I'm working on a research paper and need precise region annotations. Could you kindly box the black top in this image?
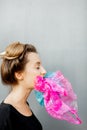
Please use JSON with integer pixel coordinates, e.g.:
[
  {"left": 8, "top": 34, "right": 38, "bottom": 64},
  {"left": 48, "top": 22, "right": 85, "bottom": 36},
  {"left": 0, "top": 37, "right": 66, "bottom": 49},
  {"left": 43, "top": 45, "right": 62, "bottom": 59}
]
[{"left": 0, "top": 102, "right": 42, "bottom": 130}]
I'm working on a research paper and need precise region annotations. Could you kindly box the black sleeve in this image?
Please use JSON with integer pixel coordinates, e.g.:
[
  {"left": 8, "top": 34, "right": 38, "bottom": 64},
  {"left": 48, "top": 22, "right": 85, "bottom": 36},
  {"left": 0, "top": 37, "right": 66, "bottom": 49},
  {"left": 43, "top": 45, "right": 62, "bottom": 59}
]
[{"left": 0, "top": 105, "right": 11, "bottom": 130}]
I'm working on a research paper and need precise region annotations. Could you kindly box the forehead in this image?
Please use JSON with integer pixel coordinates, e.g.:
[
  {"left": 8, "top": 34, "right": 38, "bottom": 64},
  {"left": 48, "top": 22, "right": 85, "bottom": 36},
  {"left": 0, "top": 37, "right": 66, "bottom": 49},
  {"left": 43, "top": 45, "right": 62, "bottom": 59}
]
[{"left": 27, "top": 53, "right": 41, "bottom": 64}]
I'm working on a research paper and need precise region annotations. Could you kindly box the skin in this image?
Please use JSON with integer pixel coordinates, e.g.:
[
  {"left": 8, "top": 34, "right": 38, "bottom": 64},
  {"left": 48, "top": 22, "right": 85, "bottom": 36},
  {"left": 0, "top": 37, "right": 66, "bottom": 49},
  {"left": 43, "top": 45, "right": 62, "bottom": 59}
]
[{"left": 4, "top": 52, "right": 46, "bottom": 116}]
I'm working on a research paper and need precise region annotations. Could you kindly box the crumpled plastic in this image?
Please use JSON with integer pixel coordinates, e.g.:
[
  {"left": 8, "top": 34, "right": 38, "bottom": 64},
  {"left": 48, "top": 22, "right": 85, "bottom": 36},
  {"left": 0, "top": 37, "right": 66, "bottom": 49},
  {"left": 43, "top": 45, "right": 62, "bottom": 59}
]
[{"left": 34, "top": 71, "right": 82, "bottom": 124}]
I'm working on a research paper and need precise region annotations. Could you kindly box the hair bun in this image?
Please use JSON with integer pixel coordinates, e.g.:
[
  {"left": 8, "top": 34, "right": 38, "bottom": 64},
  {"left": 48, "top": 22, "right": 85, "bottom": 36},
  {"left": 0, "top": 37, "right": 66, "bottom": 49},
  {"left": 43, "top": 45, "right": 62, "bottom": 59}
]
[{"left": 0, "top": 42, "right": 25, "bottom": 60}]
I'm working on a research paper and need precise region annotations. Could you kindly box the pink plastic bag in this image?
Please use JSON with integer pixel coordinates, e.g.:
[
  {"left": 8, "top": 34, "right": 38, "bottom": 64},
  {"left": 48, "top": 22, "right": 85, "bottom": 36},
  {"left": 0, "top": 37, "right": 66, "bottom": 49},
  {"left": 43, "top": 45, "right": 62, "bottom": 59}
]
[{"left": 34, "top": 71, "right": 82, "bottom": 124}]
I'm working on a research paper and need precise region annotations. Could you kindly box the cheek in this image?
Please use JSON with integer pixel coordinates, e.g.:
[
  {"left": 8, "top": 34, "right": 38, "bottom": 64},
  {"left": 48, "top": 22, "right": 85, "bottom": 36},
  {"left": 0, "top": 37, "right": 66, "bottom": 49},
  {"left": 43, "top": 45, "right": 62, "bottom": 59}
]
[
  {"left": 28, "top": 69, "right": 40, "bottom": 80},
  {"left": 27, "top": 73, "right": 37, "bottom": 87},
  {"left": 24, "top": 68, "right": 40, "bottom": 87}
]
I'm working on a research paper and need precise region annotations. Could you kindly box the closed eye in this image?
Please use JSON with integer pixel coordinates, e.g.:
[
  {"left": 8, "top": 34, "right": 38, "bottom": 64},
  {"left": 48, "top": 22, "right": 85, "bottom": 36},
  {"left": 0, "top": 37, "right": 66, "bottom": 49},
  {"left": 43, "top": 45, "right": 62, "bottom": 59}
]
[{"left": 36, "top": 66, "right": 40, "bottom": 69}]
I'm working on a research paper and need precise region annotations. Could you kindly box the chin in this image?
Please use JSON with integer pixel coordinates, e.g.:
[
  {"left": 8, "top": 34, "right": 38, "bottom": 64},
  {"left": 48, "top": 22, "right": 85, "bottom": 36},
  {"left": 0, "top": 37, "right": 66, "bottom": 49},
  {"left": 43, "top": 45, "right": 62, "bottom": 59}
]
[{"left": 28, "top": 85, "right": 34, "bottom": 90}]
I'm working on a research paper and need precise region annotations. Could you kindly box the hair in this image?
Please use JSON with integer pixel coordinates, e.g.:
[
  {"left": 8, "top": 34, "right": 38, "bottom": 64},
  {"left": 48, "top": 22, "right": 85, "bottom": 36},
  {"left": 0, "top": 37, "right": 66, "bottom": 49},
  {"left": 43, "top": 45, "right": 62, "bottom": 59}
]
[{"left": 0, "top": 41, "right": 37, "bottom": 85}]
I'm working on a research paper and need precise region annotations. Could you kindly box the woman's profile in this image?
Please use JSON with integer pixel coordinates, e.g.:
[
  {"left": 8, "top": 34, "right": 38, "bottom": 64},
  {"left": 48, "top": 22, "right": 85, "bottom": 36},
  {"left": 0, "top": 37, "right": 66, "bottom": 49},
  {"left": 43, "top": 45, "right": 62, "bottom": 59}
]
[{"left": 0, "top": 42, "right": 46, "bottom": 130}]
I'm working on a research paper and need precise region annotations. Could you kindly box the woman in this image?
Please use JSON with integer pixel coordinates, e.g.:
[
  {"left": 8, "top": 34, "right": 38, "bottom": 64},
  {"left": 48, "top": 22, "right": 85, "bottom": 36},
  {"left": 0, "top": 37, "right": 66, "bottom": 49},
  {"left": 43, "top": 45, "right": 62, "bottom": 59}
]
[{"left": 0, "top": 42, "right": 46, "bottom": 130}]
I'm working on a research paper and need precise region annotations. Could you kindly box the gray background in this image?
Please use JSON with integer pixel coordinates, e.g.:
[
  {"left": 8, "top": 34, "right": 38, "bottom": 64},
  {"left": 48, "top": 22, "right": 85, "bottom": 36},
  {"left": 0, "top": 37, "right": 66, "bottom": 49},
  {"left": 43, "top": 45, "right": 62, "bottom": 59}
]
[{"left": 0, "top": 0, "right": 87, "bottom": 130}]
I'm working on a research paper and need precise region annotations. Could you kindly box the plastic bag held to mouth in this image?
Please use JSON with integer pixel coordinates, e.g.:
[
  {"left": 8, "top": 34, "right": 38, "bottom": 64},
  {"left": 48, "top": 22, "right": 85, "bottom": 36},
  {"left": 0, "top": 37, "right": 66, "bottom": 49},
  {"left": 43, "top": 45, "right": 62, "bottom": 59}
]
[{"left": 34, "top": 71, "right": 82, "bottom": 124}]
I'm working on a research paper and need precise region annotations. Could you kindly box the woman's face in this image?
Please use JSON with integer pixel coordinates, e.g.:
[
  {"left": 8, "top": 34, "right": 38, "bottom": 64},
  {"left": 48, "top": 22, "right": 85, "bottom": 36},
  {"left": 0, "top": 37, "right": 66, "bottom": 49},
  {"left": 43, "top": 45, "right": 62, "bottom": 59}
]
[{"left": 22, "top": 52, "right": 46, "bottom": 89}]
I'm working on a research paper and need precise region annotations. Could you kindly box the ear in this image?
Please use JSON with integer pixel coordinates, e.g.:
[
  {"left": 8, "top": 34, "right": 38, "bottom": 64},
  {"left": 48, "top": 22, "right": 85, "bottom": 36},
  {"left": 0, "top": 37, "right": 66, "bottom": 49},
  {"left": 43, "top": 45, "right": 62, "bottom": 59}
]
[{"left": 15, "top": 71, "right": 24, "bottom": 81}]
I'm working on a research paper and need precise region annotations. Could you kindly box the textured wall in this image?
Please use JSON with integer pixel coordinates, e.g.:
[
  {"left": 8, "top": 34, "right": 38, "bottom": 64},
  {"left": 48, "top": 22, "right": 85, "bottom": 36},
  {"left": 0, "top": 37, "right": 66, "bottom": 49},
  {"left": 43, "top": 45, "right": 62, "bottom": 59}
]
[{"left": 0, "top": 0, "right": 87, "bottom": 130}]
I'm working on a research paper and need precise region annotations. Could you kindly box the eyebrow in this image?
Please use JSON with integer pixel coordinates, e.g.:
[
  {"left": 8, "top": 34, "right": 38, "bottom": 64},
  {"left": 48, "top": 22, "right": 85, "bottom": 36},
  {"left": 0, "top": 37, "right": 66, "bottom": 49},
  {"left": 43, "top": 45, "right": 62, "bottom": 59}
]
[{"left": 35, "top": 61, "right": 41, "bottom": 65}]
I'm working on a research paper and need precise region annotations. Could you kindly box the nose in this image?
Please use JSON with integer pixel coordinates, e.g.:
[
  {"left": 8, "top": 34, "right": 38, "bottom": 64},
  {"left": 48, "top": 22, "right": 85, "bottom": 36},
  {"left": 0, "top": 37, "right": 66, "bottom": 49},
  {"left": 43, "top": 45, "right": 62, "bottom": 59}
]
[{"left": 40, "top": 66, "right": 47, "bottom": 76}]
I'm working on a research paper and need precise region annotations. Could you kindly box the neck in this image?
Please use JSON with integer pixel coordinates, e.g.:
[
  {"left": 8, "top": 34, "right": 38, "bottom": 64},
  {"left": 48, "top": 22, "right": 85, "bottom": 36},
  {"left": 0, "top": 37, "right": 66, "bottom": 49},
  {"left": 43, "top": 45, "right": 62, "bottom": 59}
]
[{"left": 6, "top": 85, "right": 33, "bottom": 105}]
